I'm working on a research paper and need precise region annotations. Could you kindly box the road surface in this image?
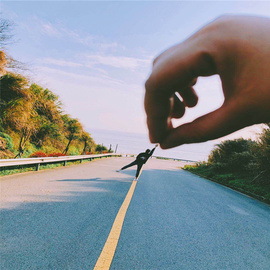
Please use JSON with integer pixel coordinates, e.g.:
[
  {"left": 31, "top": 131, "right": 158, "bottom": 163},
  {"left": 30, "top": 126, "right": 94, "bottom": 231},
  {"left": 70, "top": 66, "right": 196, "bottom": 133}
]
[{"left": 1, "top": 157, "right": 270, "bottom": 269}]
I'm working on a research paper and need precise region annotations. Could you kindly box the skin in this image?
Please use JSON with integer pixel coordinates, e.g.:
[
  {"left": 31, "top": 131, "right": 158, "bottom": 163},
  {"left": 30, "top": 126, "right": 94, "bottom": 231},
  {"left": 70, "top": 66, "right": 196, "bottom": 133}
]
[{"left": 144, "top": 15, "right": 270, "bottom": 149}]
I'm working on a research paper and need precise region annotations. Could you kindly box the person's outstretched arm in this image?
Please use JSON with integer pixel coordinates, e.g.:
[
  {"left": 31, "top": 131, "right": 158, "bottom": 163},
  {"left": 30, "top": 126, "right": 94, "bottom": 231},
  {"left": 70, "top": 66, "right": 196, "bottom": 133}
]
[
  {"left": 149, "top": 144, "right": 158, "bottom": 157},
  {"left": 145, "top": 15, "right": 270, "bottom": 149}
]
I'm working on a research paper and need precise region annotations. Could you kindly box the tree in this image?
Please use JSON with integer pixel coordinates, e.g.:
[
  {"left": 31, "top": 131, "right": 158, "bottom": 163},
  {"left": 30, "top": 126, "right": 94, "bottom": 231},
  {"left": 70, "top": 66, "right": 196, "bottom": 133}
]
[
  {"left": 80, "top": 131, "right": 93, "bottom": 154},
  {"left": 32, "top": 117, "right": 61, "bottom": 148},
  {"left": 4, "top": 98, "right": 38, "bottom": 158},
  {"left": 0, "top": 18, "right": 14, "bottom": 48},
  {"left": 96, "top": 144, "right": 107, "bottom": 153},
  {"left": 0, "top": 18, "right": 26, "bottom": 75},
  {"left": 62, "top": 116, "right": 83, "bottom": 155},
  {"left": 0, "top": 73, "right": 30, "bottom": 106},
  {"left": 0, "top": 18, "right": 12, "bottom": 75},
  {"left": 0, "top": 19, "right": 96, "bottom": 158},
  {"left": 29, "top": 84, "right": 63, "bottom": 148},
  {"left": 0, "top": 73, "right": 37, "bottom": 158}
]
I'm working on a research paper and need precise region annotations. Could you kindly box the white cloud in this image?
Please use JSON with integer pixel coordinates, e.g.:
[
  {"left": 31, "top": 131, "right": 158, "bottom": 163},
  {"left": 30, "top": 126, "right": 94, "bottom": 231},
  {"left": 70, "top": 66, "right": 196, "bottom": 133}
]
[
  {"left": 40, "top": 58, "right": 83, "bottom": 68},
  {"left": 36, "top": 66, "right": 128, "bottom": 89},
  {"left": 39, "top": 53, "right": 152, "bottom": 75},
  {"left": 86, "top": 54, "right": 151, "bottom": 70}
]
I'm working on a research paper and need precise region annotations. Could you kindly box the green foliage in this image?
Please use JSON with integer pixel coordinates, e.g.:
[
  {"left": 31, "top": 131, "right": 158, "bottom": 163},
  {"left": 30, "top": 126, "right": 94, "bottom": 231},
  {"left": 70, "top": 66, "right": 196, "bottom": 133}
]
[
  {"left": 95, "top": 144, "right": 107, "bottom": 153},
  {"left": 68, "top": 147, "right": 81, "bottom": 156},
  {"left": 208, "top": 139, "right": 257, "bottom": 172},
  {"left": 254, "top": 124, "right": 270, "bottom": 180},
  {"left": 0, "top": 21, "right": 96, "bottom": 159},
  {"left": 0, "top": 73, "right": 30, "bottom": 105},
  {"left": 0, "top": 132, "right": 13, "bottom": 150},
  {"left": 0, "top": 72, "right": 96, "bottom": 158},
  {"left": 185, "top": 129, "right": 270, "bottom": 204}
]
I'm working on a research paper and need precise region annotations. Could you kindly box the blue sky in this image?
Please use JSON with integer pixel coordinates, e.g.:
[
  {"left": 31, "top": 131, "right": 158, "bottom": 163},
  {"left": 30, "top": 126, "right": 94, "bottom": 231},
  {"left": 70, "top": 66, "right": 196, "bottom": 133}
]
[{"left": 1, "top": 1, "right": 270, "bottom": 140}]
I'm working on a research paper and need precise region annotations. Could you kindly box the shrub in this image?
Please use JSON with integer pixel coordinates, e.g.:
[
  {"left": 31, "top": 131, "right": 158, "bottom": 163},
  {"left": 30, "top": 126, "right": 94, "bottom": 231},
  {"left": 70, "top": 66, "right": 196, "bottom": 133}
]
[
  {"left": 0, "top": 132, "right": 14, "bottom": 151},
  {"left": 48, "top": 152, "right": 66, "bottom": 157},
  {"left": 96, "top": 144, "right": 107, "bottom": 153},
  {"left": 208, "top": 139, "right": 257, "bottom": 172},
  {"left": 29, "top": 151, "right": 47, "bottom": 158},
  {"left": 68, "top": 148, "right": 80, "bottom": 156},
  {"left": 254, "top": 124, "right": 270, "bottom": 181}
]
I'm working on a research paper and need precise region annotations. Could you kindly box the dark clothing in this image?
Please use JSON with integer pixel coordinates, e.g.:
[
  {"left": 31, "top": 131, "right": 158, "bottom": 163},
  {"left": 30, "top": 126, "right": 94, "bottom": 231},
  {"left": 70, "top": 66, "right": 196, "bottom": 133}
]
[
  {"left": 136, "top": 147, "right": 155, "bottom": 163},
  {"left": 120, "top": 147, "right": 156, "bottom": 178},
  {"left": 121, "top": 160, "right": 144, "bottom": 178}
]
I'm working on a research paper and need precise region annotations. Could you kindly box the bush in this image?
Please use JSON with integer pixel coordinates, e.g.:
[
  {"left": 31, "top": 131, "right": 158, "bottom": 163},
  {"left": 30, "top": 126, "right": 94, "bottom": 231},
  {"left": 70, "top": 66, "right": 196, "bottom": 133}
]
[
  {"left": 0, "top": 132, "right": 14, "bottom": 151},
  {"left": 48, "top": 152, "right": 66, "bottom": 157},
  {"left": 68, "top": 148, "right": 80, "bottom": 156},
  {"left": 208, "top": 139, "right": 257, "bottom": 172},
  {"left": 29, "top": 151, "right": 47, "bottom": 158},
  {"left": 96, "top": 144, "right": 107, "bottom": 153},
  {"left": 254, "top": 124, "right": 270, "bottom": 181}
]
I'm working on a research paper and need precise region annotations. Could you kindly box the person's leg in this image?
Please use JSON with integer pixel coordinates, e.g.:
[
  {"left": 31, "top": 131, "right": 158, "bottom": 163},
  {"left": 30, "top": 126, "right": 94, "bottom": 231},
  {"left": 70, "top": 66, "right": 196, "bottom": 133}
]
[
  {"left": 135, "top": 163, "right": 143, "bottom": 179},
  {"left": 120, "top": 160, "right": 138, "bottom": 171}
]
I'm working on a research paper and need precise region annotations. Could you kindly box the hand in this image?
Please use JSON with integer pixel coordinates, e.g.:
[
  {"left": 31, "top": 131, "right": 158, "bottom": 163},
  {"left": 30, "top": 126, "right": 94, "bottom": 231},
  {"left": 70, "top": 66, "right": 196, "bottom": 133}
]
[{"left": 144, "top": 15, "right": 270, "bottom": 149}]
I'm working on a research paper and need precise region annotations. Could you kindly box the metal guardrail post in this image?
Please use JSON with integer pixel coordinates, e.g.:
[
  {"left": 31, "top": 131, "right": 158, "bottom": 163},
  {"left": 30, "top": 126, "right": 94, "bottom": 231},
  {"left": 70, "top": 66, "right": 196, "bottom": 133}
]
[
  {"left": 36, "top": 163, "right": 40, "bottom": 171},
  {"left": 64, "top": 160, "right": 67, "bottom": 166}
]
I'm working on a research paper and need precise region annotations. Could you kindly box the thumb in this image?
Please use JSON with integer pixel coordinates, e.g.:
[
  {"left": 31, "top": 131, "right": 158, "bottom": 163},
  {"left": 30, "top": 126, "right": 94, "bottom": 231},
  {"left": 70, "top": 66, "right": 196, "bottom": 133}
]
[{"left": 159, "top": 100, "right": 254, "bottom": 149}]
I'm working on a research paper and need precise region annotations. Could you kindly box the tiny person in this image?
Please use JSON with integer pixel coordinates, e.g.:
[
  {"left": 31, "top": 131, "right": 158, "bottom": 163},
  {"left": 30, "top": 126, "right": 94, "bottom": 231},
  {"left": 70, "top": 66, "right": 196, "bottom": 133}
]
[{"left": 117, "top": 144, "right": 158, "bottom": 180}]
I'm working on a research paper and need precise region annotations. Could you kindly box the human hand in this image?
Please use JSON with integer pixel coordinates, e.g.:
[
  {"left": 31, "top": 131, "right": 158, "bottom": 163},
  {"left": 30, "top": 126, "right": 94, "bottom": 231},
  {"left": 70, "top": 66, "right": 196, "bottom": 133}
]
[{"left": 144, "top": 15, "right": 270, "bottom": 149}]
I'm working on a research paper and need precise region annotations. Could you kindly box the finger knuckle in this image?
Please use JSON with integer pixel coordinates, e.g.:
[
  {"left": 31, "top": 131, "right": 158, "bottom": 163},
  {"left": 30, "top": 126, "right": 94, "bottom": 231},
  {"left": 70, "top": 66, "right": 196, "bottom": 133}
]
[{"left": 145, "top": 76, "right": 156, "bottom": 93}]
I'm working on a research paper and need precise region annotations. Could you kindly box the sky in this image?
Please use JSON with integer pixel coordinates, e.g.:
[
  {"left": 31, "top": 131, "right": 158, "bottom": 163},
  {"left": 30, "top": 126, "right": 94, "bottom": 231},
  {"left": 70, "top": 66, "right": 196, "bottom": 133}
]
[{"left": 1, "top": 1, "right": 270, "bottom": 141}]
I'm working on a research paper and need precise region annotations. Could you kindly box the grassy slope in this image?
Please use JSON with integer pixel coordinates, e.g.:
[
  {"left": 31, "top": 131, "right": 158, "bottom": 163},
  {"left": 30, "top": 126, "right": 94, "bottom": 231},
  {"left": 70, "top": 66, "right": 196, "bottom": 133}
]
[{"left": 184, "top": 164, "right": 270, "bottom": 205}]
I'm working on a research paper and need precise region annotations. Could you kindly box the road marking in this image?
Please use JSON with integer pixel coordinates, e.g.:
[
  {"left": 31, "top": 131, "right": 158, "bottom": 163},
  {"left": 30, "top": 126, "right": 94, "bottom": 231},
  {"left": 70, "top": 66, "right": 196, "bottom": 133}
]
[{"left": 94, "top": 180, "right": 137, "bottom": 270}]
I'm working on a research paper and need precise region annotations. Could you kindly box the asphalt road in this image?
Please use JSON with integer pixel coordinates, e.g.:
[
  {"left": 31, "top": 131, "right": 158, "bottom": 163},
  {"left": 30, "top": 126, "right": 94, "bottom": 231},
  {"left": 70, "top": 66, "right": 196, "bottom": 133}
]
[{"left": 1, "top": 157, "right": 270, "bottom": 270}]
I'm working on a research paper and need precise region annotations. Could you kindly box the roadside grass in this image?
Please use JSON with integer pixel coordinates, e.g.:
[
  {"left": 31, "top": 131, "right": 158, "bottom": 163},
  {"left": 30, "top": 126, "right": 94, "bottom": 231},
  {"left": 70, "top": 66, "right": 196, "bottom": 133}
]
[
  {"left": 184, "top": 164, "right": 270, "bottom": 204},
  {"left": 0, "top": 158, "right": 103, "bottom": 177}
]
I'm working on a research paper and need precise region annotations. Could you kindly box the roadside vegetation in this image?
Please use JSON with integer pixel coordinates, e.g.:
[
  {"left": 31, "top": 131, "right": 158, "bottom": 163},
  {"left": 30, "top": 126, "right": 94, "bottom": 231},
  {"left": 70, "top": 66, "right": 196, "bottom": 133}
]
[
  {"left": 0, "top": 18, "right": 110, "bottom": 159},
  {"left": 184, "top": 124, "right": 270, "bottom": 204},
  {"left": 0, "top": 155, "right": 113, "bottom": 177}
]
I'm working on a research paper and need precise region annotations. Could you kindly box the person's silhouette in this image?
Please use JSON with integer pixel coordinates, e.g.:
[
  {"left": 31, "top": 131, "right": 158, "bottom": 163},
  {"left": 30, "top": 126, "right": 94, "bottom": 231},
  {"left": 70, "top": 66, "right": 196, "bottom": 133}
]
[{"left": 118, "top": 145, "right": 158, "bottom": 180}]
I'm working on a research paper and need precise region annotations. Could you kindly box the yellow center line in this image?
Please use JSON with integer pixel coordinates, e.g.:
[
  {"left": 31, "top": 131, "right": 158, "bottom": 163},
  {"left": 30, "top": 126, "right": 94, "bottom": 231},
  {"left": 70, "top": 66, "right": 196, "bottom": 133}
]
[{"left": 94, "top": 180, "right": 138, "bottom": 270}]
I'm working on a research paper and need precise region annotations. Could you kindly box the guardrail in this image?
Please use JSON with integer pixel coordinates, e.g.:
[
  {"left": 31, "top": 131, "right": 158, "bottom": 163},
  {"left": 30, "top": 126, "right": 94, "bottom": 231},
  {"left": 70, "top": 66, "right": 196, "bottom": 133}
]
[
  {"left": 153, "top": 156, "right": 196, "bottom": 163},
  {"left": 120, "top": 154, "right": 196, "bottom": 163},
  {"left": 0, "top": 153, "right": 121, "bottom": 171}
]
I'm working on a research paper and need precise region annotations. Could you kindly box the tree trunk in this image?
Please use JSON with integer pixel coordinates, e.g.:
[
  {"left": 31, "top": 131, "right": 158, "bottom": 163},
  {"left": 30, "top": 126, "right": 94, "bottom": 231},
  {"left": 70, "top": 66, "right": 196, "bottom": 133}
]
[
  {"left": 15, "top": 134, "right": 24, "bottom": 158},
  {"left": 63, "top": 137, "right": 73, "bottom": 155},
  {"left": 82, "top": 140, "right": 87, "bottom": 155}
]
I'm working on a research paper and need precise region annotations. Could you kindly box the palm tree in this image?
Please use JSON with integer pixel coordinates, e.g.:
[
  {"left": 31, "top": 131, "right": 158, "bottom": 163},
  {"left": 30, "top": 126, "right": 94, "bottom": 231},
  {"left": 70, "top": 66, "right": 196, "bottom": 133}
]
[
  {"left": 0, "top": 73, "right": 38, "bottom": 158},
  {"left": 29, "top": 83, "right": 63, "bottom": 148},
  {"left": 80, "top": 131, "right": 94, "bottom": 154},
  {"left": 62, "top": 117, "right": 83, "bottom": 155}
]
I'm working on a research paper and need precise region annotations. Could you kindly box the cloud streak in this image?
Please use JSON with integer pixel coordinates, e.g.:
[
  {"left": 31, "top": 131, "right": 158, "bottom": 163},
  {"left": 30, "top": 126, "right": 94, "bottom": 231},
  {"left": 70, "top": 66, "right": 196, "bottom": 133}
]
[{"left": 85, "top": 54, "right": 151, "bottom": 70}]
